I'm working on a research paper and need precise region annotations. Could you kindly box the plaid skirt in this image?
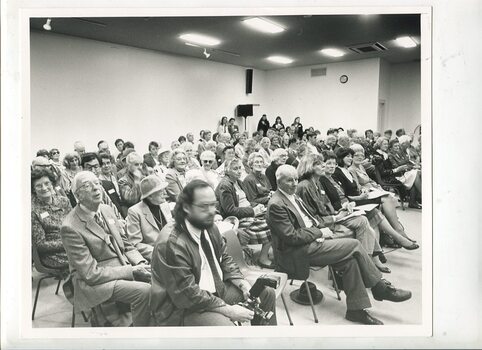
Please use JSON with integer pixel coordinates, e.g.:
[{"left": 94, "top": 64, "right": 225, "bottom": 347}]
[{"left": 237, "top": 217, "right": 272, "bottom": 245}]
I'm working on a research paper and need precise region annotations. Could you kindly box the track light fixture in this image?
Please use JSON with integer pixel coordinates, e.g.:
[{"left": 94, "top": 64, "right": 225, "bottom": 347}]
[
  {"left": 43, "top": 18, "right": 52, "bottom": 31},
  {"left": 203, "top": 48, "right": 211, "bottom": 59}
]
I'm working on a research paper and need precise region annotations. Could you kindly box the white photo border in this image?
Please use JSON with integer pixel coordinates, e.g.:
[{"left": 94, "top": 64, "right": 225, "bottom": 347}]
[{"left": 4, "top": 2, "right": 438, "bottom": 348}]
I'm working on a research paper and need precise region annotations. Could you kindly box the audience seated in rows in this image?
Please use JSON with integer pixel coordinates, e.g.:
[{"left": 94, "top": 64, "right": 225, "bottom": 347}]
[
  {"left": 215, "top": 158, "right": 273, "bottom": 268},
  {"left": 31, "top": 115, "right": 422, "bottom": 327},
  {"left": 60, "top": 171, "right": 152, "bottom": 326},
  {"left": 266, "top": 165, "right": 412, "bottom": 325}
]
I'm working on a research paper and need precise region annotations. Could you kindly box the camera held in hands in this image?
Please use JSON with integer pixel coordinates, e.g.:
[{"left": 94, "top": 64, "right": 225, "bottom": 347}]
[{"left": 238, "top": 275, "right": 279, "bottom": 323}]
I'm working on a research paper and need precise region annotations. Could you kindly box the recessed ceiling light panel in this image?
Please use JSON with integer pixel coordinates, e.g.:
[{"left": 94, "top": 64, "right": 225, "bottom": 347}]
[
  {"left": 179, "top": 33, "right": 221, "bottom": 46},
  {"left": 395, "top": 36, "right": 417, "bottom": 48},
  {"left": 320, "top": 48, "right": 346, "bottom": 57},
  {"left": 267, "top": 56, "right": 294, "bottom": 64},
  {"left": 243, "top": 17, "right": 285, "bottom": 34}
]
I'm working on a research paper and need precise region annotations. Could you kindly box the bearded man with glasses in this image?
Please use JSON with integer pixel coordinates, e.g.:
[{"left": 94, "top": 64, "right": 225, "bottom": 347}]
[{"left": 150, "top": 179, "right": 277, "bottom": 326}]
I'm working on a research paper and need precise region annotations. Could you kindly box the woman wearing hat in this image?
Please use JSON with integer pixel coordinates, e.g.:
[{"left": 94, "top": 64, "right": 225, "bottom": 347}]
[
  {"left": 126, "top": 175, "right": 172, "bottom": 261},
  {"left": 156, "top": 147, "right": 171, "bottom": 178}
]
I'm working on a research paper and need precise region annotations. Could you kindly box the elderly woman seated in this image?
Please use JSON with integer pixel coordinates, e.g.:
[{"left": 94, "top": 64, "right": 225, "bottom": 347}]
[
  {"left": 258, "top": 137, "right": 272, "bottom": 168},
  {"left": 373, "top": 137, "right": 422, "bottom": 209},
  {"left": 185, "top": 150, "right": 220, "bottom": 189},
  {"left": 390, "top": 136, "right": 422, "bottom": 203},
  {"left": 296, "top": 154, "right": 388, "bottom": 272},
  {"left": 320, "top": 151, "right": 419, "bottom": 251},
  {"left": 181, "top": 142, "right": 201, "bottom": 171},
  {"left": 348, "top": 144, "right": 415, "bottom": 242},
  {"left": 31, "top": 168, "right": 72, "bottom": 269},
  {"left": 215, "top": 158, "right": 273, "bottom": 268},
  {"left": 165, "top": 148, "right": 188, "bottom": 202},
  {"left": 242, "top": 152, "right": 272, "bottom": 205}
]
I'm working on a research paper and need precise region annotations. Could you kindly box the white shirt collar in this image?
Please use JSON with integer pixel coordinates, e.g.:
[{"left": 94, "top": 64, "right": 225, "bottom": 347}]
[
  {"left": 279, "top": 188, "right": 295, "bottom": 201},
  {"left": 185, "top": 219, "right": 202, "bottom": 242},
  {"left": 79, "top": 203, "right": 100, "bottom": 219}
]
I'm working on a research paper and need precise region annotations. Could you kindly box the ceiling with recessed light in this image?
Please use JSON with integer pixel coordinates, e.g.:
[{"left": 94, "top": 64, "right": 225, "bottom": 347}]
[{"left": 30, "top": 15, "right": 420, "bottom": 71}]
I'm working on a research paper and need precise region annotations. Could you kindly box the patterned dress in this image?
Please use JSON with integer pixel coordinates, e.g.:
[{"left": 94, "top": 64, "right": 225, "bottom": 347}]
[{"left": 31, "top": 194, "right": 72, "bottom": 268}]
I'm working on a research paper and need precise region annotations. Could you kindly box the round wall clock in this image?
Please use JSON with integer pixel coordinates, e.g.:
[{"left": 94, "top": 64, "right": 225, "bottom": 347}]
[{"left": 340, "top": 75, "right": 348, "bottom": 84}]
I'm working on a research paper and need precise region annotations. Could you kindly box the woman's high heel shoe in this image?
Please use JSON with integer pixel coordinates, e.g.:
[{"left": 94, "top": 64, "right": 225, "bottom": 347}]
[{"left": 402, "top": 242, "right": 419, "bottom": 250}]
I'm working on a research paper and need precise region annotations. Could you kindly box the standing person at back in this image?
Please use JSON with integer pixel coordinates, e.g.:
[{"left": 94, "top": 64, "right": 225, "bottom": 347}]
[{"left": 257, "top": 114, "right": 270, "bottom": 137}]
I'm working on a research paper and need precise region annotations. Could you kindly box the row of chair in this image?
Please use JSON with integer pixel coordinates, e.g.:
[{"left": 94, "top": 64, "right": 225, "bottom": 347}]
[{"left": 32, "top": 229, "right": 342, "bottom": 327}]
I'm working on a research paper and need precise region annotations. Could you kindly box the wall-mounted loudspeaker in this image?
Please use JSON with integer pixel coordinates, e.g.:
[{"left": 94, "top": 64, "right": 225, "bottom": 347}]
[
  {"left": 236, "top": 104, "right": 253, "bottom": 117},
  {"left": 246, "top": 69, "right": 253, "bottom": 94}
]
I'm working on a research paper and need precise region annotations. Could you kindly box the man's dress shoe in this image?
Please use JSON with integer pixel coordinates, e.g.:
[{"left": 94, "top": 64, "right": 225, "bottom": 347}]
[{"left": 346, "top": 310, "right": 384, "bottom": 325}]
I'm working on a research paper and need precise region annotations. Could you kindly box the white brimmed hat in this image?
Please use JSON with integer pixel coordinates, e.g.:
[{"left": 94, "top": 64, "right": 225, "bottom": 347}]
[{"left": 140, "top": 175, "right": 168, "bottom": 200}]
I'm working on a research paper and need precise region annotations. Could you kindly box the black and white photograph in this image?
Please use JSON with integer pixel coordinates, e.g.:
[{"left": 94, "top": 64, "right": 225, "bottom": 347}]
[
  {"left": 2, "top": 1, "right": 481, "bottom": 349},
  {"left": 27, "top": 12, "right": 427, "bottom": 330}
]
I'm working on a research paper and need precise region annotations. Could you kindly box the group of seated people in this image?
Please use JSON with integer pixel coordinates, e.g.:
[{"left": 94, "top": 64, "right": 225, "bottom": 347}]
[{"left": 31, "top": 116, "right": 422, "bottom": 327}]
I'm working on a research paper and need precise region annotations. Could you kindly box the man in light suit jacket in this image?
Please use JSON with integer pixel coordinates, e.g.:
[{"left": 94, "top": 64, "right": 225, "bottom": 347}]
[
  {"left": 60, "top": 171, "right": 152, "bottom": 326},
  {"left": 266, "top": 165, "right": 412, "bottom": 326},
  {"left": 126, "top": 175, "right": 173, "bottom": 261}
]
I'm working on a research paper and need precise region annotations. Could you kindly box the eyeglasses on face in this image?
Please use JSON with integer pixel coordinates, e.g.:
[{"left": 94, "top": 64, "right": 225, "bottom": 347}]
[
  {"left": 78, "top": 180, "right": 102, "bottom": 191},
  {"left": 85, "top": 164, "right": 100, "bottom": 170},
  {"left": 202, "top": 160, "right": 214, "bottom": 164},
  {"left": 51, "top": 151, "right": 59, "bottom": 155}
]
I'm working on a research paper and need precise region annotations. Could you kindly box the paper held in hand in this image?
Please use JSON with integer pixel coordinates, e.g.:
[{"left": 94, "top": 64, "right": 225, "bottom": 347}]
[
  {"left": 335, "top": 210, "right": 365, "bottom": 223},
  {"left": 354, "top": 203, "right": 379, "bottom": 212},
  {"left": 366, "top": 189, "right": 392, "bottom": 199}
]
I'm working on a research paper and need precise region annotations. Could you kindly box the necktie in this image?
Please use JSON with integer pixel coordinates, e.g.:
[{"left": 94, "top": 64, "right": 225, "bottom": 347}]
[
  {"left": 200, "top": 230, "right": 225, "bottom": 297},
  {"left": 295, "top": 196, "right": 320, "bottom": 227},
  {"left": 94, "top": 212, "right": 128, "bottom": 266}
]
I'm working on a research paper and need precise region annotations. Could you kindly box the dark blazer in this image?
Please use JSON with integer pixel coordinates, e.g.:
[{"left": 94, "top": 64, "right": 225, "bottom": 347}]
[
  {"left": 266, "top": 190, "right": 323, "bottom": 279},
  {"left": 215, "top": 176, "right": 255, "bottom": 219},
  {"left": 265, "top": 161, "right": 280, "bottom": 191},
  {"left": 150, "top": 223, "right": 244, "bottom": 326},
  {"left": 60, "top": 204, "right": 145, "bottom": 310},
  {"left": 257, "top": 119, "right": 270, "bottom": 136},
  {"left": 319, "top": 175, "right": 343, "bottom": 211},
  {"left": 295, "top": 179, "right": 336, "bottom": 230},
  {"left": 332, "top": 167, "right": 360, "bottom": 197},
  {"left": 242, "top": 172, "right": 271, "bottom": 205},
  {"left": 371, "top": 151, "right": 404, "bottom": 185},
  {"left": 101, "top": 180, "right": 125, "bottom": 218},
  {"left": 143, "top": 153, "right": 157, "bottom": 168}
]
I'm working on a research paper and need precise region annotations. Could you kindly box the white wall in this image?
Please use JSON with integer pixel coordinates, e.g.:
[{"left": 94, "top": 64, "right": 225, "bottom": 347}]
[
  {"left": 385, "top": 62, "right": 421, "bottom": 134},
  {"left": 261, "top": 58, "right": 380, "bottom": 135},
  {"left": 30, "top": 32, "right": 265, "bottom": 156},
  {"left": 30, "top": 31, "right": 420, "bottom": 157},
  {"left": 378, "top": 58, "right": 392, "bottom": 132}
]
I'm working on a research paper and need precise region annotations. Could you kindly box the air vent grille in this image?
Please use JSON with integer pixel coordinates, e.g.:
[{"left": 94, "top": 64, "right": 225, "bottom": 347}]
[
  {"left": 311, "top": 67, "right": 327, "bottom": 77},
  {"left": 348, "top": 42, "right": 387, "bottom": 54}
]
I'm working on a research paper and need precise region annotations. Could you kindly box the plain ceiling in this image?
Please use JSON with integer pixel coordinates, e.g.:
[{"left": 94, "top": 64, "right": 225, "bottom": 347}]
[{"left": 30, "top": 14, "right": 421, "bottom": 71}]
